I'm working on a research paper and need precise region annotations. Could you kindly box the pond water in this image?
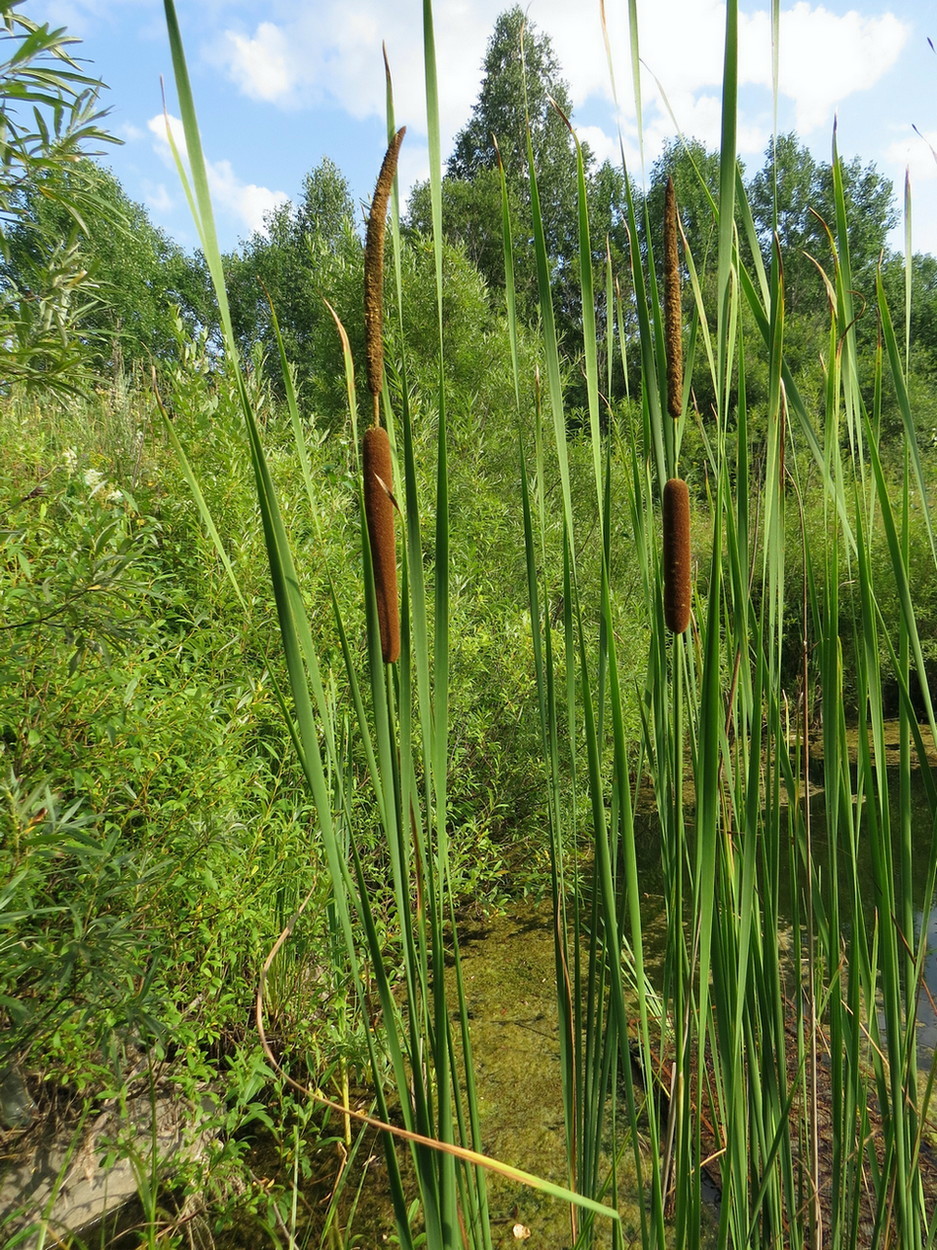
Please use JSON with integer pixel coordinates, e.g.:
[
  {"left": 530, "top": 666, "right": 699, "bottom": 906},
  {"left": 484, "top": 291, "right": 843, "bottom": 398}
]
[
  {"left": 631, "top": 757, "right": 937, "bottom": 1060},
  {"left": 218, "top": 905, "right": 656, "bottom": 1249},
  {"left": 214, "top": 746, "right": 937, "bottom": 1247}
]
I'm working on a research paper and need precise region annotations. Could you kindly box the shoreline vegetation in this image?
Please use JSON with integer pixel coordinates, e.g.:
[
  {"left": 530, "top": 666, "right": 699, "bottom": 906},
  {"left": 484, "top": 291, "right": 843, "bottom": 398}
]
[{"left": 5, "top": 0, "right": 937, "bottom": 1245}]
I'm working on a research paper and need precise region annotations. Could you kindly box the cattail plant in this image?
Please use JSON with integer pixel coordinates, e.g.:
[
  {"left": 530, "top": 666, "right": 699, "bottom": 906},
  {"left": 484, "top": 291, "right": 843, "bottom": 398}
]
[
  {"left": 662, "top": 477, "right": 691, "bottom": 633},
  {"left": 362, "top": 423, "right": 400, "bottom": 663},
  {"left": 663, "top": 176, "right": 683, "bottom": 420},
  {"left": 362, "top": 127, "right": 405, "bottom": 664}
]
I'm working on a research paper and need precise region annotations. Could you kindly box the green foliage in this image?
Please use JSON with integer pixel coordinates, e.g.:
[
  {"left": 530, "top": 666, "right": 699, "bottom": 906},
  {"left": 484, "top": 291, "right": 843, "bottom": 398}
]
[
  {"left": 0, "top": 298, "right": 553, "bottom": 1097},
  {"left": 448, "top": 6, "right": 579, "bottom": 224},
  {"left": 0, "top": 388, "right": 341, "bottom": 1086},
  {"left": 406, "top": 167, "right": 519, "bottom": 298},
  {"left": 408, "top": 4, "right": 620, "bottom": 353},
  {"left": 747, "top": 131, "right": 898, "bottom": 314},
  {"left": 224, "top": 157, "right": 362, "bottom": 421},
  {"left": 646, "top": 137, "right": 722, "bottom": 274},
  {"left": 3, "top": 160, "right": 212, "bottom": 374},
  {"left": 0, "top": 1, "right": 114, "bottom": 223},
  {"left": 0, "top": 781, "right": 162, "bottom": 1078},
  {"left": 0, "top": 0, "right": 118, "bottom": 390},
  {"left": 6, "top": 3, "right": 937, "bottom": 1245},
  {"left": 879, "top": 249, "right": 937, "bottom": 368}
]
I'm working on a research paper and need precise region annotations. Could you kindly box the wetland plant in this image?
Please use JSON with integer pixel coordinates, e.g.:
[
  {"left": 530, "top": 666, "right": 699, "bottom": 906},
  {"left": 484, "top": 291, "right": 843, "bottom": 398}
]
[{"left": 161, "top": 0, "right": 937, "bottom": 1244}]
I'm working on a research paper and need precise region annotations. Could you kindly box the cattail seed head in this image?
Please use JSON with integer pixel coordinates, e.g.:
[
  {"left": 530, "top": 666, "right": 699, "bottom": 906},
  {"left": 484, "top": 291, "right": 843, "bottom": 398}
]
[
  {"left": 662, "top": 477, "right": 691, "bottom": 635},
  {"left": 364, "top": 127, "right": 406, "bottom": 415},
  {"left": 363, "top": 425, "right": 399, "bottom": 663},
  {"left": 664, "top": 176, "right": 683, "bottom": 420}
]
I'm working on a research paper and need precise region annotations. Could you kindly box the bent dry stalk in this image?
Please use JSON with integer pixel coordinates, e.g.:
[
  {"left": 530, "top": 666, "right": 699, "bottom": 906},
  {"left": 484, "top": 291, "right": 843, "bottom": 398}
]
[
  {"left": 662, "top": 477, "right": 691, "bottom": 634},
  {"left": 362, "top": 127, "right": 405, "bottom": 664}
]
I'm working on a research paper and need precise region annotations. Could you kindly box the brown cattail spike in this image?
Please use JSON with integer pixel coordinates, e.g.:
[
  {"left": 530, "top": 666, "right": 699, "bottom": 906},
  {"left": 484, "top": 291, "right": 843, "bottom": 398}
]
[
  {"left": 363, "top": 425, "right": 400, "bottom": 663},
  {"left": 662, "top": 477, "right": 691, "bottom": 634},
  {"left": 664, "top": 176, "right": 683, "bottom": 420},
  {"left": 364, "top": 127, "right": 406, "bottom": 420}
]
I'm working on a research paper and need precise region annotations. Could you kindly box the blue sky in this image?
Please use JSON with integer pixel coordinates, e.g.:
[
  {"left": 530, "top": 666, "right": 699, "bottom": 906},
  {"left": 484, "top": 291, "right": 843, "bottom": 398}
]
[{"left": 37, "top": 0, "right": 937, "bottom": 257}]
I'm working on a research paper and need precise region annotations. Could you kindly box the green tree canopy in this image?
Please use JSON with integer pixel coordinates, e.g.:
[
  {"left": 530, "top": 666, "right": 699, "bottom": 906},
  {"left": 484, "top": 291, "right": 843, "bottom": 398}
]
[
  {"left": 0, "top": 0, "right": 118, "bottom": 389},
  {"left": 224, "top": 157, "right": 363, "bottom": 420},
  {"left": 3, "top": 160, "right": 211, "bottom": 373},
  {"left": 646, "top": 138, "right": 722, "bottom": 274},
  {"left": 747, "top": 132, "right": 897, "bottom": 315},
  {"left": 409, "top": 7, "right": 596, "bottom": 329},
  {"left": 447, "top": 4, "right": 582, "bottom": 252}
]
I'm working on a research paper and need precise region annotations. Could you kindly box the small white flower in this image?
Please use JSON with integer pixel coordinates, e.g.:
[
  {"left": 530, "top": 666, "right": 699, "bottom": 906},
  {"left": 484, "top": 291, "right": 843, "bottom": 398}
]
[
  {"left": 83, "top": 468, "right": 105, "bottom": 497},
  {"left": 105, "top": 489, "right": 123, "bottom": 505},
  {"left": 63, "top": 447, "right": 78, "bottom": 474}
]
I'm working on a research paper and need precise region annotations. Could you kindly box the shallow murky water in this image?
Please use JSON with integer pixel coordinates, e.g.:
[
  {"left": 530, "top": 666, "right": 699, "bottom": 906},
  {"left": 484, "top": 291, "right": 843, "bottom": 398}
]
[
  {"left": 216, "top": 746, "right": 937, "bottom": 1247},
  {"left": 218, "top": 902, "right": 657, "bottom": 1249}
]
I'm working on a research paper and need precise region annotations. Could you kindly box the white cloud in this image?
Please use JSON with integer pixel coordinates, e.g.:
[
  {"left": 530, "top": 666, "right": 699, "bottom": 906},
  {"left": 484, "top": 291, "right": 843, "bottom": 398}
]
[
  {"left": 220, "top": 21, "right": 297, "bottom": 103},
  {"left": 144, "top": 181, "right": 174, "bottom": 214},
  {"left": 210, "top": 160, "right": 291, "bottom": 233},
  {"left": 146, "top": 113, "right": 289, "bottom": 235},
  {"left": 577, "top": 1, "right": 909, "bottom": 161},
  {"left": 147, "top": 112, "right": 187, "bottom": 162},
  {"left": 739, "top": 3, "right": 909, "bottom": 134},
  {"left": 888, "top": 128, "right": 937, "bottom": 185},
  {"left": 207, "top": 1, "right": 911, "bottom": 183},
  {"left": 575, "top": 125, "right": 620, "bottom": 167},
  {"left": 211, "top": 1, "right": 495, "bottom": 152}
]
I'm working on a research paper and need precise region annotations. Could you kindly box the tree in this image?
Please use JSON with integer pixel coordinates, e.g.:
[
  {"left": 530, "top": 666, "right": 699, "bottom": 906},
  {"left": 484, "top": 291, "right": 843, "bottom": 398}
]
[
  {"left": 224, "top": 158, "right": 363, "bottom": 421},
  {"left": 406, "top": 167, "right": 518, "bottom": 297},
  {"left": 747, "top": 133, "right": 897, "bottom": 315},
  {"left": 645, "top": 138, "right": 722, "bottom": 275},
  {"left": 409, "top": 6, "right": 596, "bottom": 336},
  {"left": 0, "top": 0, "right": 118, "bottom": 389},
  {"left": 3, "top": 160, "right": 211, "bottom": 373},
  {"left": 448, "top": 5, "right": 582, "bottom": 255}
]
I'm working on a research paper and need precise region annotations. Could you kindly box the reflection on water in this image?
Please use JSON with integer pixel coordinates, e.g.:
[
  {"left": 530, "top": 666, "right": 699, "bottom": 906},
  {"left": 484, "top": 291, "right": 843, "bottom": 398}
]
[
  {"left": 211, "top": 739, "right": 937, "bottom": 1246},
  {"left": 631, "top": 751, "right": 937, "bottom": 1062},
  {"left": 915, "top": 905, "right": 937, "bottom": 1053}
]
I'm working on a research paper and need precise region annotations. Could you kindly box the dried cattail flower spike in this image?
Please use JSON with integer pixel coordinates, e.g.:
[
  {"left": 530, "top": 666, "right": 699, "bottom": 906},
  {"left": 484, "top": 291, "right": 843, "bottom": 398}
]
[
  {"left": 363, "top": 425, "right": 400, "bottom": 663},
  {"left": 361, "top": 129, "right": 404, "bottom": 663},
  {"left": 664, "top": 176, "right": 683, "bottom": 421},
  {"left": 364, "top": 127, "right": 405, "bottom": 422},
  {"left": 662, "top": 477, "right": 691, "bottom": 635}
]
